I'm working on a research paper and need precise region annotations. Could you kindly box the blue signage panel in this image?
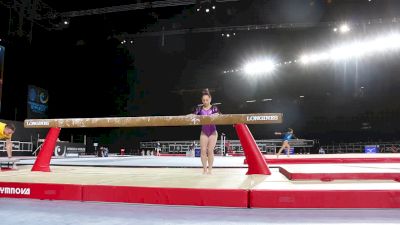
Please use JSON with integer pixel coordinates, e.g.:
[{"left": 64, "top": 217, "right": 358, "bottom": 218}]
[
  {"left": 27, "top": 85, "right": 49, "bottom": 118},
  {"left": 364, "top": 145, "right": 378, "bottom": 154}
]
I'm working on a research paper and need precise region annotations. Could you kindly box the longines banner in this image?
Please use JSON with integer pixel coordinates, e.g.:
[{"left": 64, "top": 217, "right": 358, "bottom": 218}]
[
  {"left": 0, "top": 45, "right": 4, "bottom": 113},
  {"left": 27, "top": 85, "right": 49, "bottom": 119}
]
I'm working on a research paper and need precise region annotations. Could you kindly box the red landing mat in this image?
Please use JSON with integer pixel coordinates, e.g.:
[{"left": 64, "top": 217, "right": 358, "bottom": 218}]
[
  {"left": 0, "top": 182, "right": 248, "bottom": 208},
  {"left": 159, "top": 154, "right": 186, "bottom": 156},
  {"left": 279, "top": 167, "right": 400, "bottom": 181},
  {"left": 245, "top": 157, "right": 400, "bottom": 164},
  {"left": 250, "top": 190, "right": 400, "bottom": 208},
  {"left": 1, "top": 181, "right": 400, "bottom": 208}
]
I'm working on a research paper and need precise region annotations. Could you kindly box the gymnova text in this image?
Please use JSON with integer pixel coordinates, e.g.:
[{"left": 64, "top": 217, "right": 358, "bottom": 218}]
[
  {"left": 0, "top": 187, "right": 30, "bottom": 195},
  {"left": 246, "top": 115, "right": 279, "bottom": 121}
]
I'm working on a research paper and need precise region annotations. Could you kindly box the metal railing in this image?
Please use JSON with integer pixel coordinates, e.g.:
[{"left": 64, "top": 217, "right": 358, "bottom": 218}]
[
  {"left": 321, "top": 142, "right": 400, "bottom": 154},
  {"left": 32, "top": 143, "right": 44, "bottom": 156},
  {"left": 140, "top": 139, "right": 315, "bottom": 154},
  {"left": 0, "top": 141, "right": 33, "bottom": 152}
]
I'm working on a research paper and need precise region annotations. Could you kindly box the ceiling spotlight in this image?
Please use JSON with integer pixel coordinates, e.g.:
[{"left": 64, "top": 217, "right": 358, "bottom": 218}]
[
  {"left": 262, "top": 99, "right": 272, "bottom": 102},
  {"left": 243, "top": 59, "right": 276, "bottom": 75},
  {"left": 333, "top": 27, "right": 338, "bottom": 32},
  {"left": 339, "top": 24, "right": 350, "bottom": 33},
  {"left": 226, "top": 34, "right": 230, "bottom": 38},
  {"left": 246, "top": 100, "right": 256, "bottom": 103},
  {"left": 196, "top": 0, "right": 216, "bottom": 13}
]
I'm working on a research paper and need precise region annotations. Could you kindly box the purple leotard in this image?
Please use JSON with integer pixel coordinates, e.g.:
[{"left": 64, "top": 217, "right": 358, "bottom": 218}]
[{"left": 193, "top": 105, "right": 219, "bottom": 136}]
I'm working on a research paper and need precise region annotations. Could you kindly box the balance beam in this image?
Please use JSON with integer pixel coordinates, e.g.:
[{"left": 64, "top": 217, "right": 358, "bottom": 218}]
[{"left": 24, "top": 113, "right": 283, "bottom": 128}]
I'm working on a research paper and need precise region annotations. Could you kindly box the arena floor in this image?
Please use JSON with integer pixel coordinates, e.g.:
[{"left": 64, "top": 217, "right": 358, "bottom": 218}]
[{"left": 1, "top": 154, "right": 399, "bottom": 224}]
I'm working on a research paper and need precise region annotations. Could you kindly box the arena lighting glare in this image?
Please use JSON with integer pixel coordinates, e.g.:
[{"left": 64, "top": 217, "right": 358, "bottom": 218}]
[
  {"left": 196, "top": 0, "right": 216, "bottom": 13},
  {"left": 243, "top": 59, "right": 275, "bottom": 75},
  {"left": 261, "top": 99, "right": 272, "bottom": 102},
  {"left": 339, "top": 24, "right": 350, "bottom": 33},
  {"left": 299, "top": 53, "right": 329, "bottom": 64},
  {"left": 222, "top": 32, "right": 236, "bottom": 38},
  {"left": 300, "top": 33, "right": 400, "bottom": 64}
]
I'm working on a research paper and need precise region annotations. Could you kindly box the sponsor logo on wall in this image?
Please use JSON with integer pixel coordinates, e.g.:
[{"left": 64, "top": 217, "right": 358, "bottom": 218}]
[{"left": 27, "top": 85, "right": 49, "bottom": 119}]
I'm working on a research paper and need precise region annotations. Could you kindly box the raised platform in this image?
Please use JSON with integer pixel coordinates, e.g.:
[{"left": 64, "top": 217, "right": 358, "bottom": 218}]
[
  {"left": 0, "top": 158, "right": 20, "bottom": 170},
  {"left": 0, "top": 166, "right": 249, "bottom": 207},
  {"left": 1, "top": 164, "right": 400, "bottom": 208},
  {"left": 17, "top": 156, "right": 248, "bottom": 168},
  {"left": 158, "top": 154, "right": 186, "bottom": 156},
  {"left": 279, "top": 163, "right": 400, "bottom": 181},
  {"left": 244, "top": 153, "right": 400, "bottom": 164}
]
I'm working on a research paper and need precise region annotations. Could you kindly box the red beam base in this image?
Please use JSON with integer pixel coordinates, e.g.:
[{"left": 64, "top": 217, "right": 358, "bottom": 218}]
[
  {"left": 235, "top": 124, "right": 270, "bottom": 175},
  {"left": 31, "top": 128, "right": 61, "bottom": 172}
]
